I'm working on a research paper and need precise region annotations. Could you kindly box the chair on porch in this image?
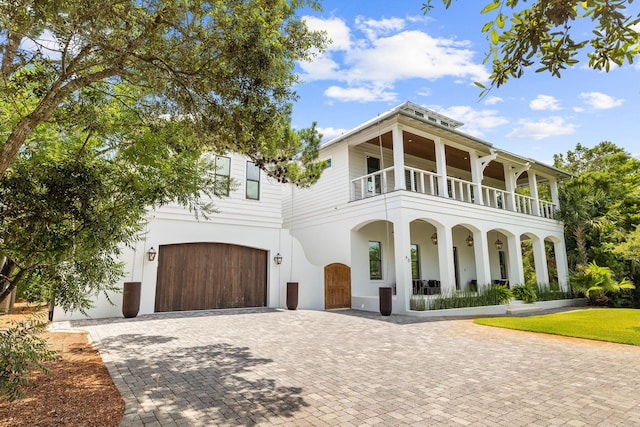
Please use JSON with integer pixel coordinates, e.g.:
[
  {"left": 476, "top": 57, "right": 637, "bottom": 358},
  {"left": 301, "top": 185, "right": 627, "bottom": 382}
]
[
  {"left": 426, "top": 280, "right": 441, "bottom": 295},
  {"left": 468, "top": 279, "right": 478, "bottom": 292},
  {"left": 493, "top": 279, "right": 509, "bottom": 289}
]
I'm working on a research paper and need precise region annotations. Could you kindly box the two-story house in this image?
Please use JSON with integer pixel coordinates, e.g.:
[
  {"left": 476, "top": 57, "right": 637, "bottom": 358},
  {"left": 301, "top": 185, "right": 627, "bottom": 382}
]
[{"left": 54, "top": 102, "right": 571, "bottom": 320}]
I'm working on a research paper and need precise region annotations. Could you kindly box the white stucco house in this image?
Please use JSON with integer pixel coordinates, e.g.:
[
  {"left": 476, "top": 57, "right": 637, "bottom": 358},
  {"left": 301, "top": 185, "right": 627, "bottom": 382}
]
[{"left": 53, "top": 102, "right": 571, "bottom": 321}]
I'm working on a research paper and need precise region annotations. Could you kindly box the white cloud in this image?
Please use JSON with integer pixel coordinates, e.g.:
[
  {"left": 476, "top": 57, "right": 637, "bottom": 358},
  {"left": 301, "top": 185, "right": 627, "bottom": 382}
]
[
  {"left": 507, "top": 116, "right": 577, "bottom": 140},
  {"left": 572, "top": 106, "right": 585, "bottom": 113},
  {"left": 298, "top": 16, "right": 489, "bottom": 102},
  {"left": 529, "top": 95, "right": 561, "bottom": 111},
  {"left": 324, "top": 85, "right": 397, "bottom": 103},
  {"left": 19, "top": 29, "right": 62, "bottom": 59},
  {"left": 580, "top": 92, "right": 624, "bottom": 110},
  {"left": 484, "top": 96, "right": 503, "bottom": 106},
  {"left": 430, "top": 105, "right": 509, "bottom": 137},
  {"left": 354, "top": 16, "right": 405, "bottom": 40},
  {"left": 303, "top": 16, "right": 351, "bottom": 51},
  {"left": 417, "top": 87, "right": 432, "bottom": 97},
  {"left": 317, "top": 126, "right": 349, "bottom": 142}
]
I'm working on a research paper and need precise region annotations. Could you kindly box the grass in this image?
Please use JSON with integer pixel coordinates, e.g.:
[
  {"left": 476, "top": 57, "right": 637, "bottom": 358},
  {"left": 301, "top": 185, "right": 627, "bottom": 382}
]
[{"left": 474, "top": 308, "right": 640, "bottom": 346}]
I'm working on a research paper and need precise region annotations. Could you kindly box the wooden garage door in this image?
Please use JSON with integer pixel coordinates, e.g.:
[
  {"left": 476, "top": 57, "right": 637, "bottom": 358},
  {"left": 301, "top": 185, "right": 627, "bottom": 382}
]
[
  {"left": 154, "top": 243, "right": 267, "bottom": 312},
  {"left": 324, "top": 263, "right": 351, "bottom": 309}
]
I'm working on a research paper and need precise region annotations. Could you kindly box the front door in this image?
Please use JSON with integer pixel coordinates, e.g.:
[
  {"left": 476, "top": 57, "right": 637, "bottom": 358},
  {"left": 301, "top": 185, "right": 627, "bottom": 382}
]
[{"left": 324, "top": 263, "right": 351, "bottom": 309}]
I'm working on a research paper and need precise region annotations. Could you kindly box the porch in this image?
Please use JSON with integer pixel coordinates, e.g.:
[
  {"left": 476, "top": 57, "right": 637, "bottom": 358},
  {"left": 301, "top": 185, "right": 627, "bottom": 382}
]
[{"left": 351, "top": 165, "right": 557, "bottom": 219}]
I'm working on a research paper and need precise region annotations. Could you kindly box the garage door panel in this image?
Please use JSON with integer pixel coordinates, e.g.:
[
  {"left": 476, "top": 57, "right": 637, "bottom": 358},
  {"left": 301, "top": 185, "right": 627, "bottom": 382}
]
[{"left": 154, "top": 243, "right": 267, "bottom": 312}]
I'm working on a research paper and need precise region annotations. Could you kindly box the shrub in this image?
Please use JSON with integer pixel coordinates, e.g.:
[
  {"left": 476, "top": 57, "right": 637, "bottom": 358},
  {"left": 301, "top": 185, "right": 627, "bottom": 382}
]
[
  {"left": 512, "top": 285, "right": 537, "bottom": 303},
  {"left": 570, "top": 262, "right": 635, "bottom": 306},
  {"left": 424, "top": 285, "right": 512, "bottom": 310},
  {"left": 535, "top": 285, "right": 573, "bottom": 301},
  {"left": 409, "top": 295, "right": 426, "bottom": 311},
  {"left": 0, "top": 315, "right": 59, "bottom": 401}
]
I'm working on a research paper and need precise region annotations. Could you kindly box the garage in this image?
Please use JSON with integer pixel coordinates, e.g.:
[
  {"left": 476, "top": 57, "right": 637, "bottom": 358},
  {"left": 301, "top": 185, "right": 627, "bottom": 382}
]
[{"left": 154, "top": 242, "right": 267, "bottom": 312}]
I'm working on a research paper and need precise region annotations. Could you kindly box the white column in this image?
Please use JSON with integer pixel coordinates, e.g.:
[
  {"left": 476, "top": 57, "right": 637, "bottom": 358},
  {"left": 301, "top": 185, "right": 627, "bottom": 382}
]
[
  {"left": 554, "top": 239, "right": 570, "bottom": 291},
  {"left": 392, "top": 125, "right": 406, "bottom": 191},
  {"left": 470, "top": 151, "right": 484, "bottom": 205},
  {"left": 503, "top": 164, "right": 516, "bottom": 211},
  {"left": 474, "top": 231, "right": 492, "bottom": 287},
  {"left": 434, "top": 138, "right": 448, "bottom": 198},
  {"left": 528, "top": 172, "right": 540, "bottom": 216},
  {"left": 532, "top": 237, "right": 549, "bottom": 286},
  {"left": 549, "top": 177, "right": 560, "bottom": 207},
  {"left": 506, "top": 234, "right": 525, "bottom": 286},
  {"left": 391, "top": 216, "right": 411, "bottom": 314},
  {"left": 436, "top": 225, "right": 456, "bottom": 294}
]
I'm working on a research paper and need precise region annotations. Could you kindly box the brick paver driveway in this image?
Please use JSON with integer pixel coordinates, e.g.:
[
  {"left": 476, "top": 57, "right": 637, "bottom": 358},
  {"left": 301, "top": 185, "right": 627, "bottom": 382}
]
[{"left": 54, "top": 309, "right": 640, "bottom": 426}]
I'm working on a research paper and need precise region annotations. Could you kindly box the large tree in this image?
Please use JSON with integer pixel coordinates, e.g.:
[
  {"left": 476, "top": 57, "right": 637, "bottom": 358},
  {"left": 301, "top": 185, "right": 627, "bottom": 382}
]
[
  {"left": 423, "top": 1, "right": 640, "bottom": 93},
  {"left": 554, "top": 142, "right": 640, "bottom": 287},
  {"left": 0, "top": 0, "right": 326, "bottom": 180}
]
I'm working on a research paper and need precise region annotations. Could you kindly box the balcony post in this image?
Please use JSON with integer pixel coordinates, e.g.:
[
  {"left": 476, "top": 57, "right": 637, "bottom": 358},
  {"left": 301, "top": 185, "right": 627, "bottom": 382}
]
[
  {"left": 470, "top": 152, "right": 483, "bottom": 205},
  {"left": 532, "top": 237, "right": 549, "bottom": 286},
  {"left": 434, "top": 138, "right": 448, "bottom": 198},
  {"left": 392, "top": 125, "right": 405, "bottom": 191},
  {"left": 436, "top": 226, "right": 456, "bottom": 294},
  {"left": 528, "top": 172, "right": 541, "bottom": 216},
  {"left": 549, "top": 177, "right": 560, "bottom": 208},
  {"left": 503, "top": 164, "right": 517, "bottom": 211}
]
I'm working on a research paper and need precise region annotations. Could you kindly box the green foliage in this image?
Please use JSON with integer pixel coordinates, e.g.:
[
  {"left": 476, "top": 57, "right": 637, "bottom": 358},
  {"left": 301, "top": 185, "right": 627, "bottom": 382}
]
[
  {"left": 0, "top": 0, "right": 327, "bottom": 182},
  {"left": 422, "top": 1, "right": 640, "bottom": 94},
  {"left": 0, "top": 315, "right": 59, "bottom": 401},
  {"left": 511, "top": 284, "right": 537, "bottom": 303},
  {"left": 424, "top": 285, "right": 512, "bottom": 310},
  {"left": 570, "top": 262, "right": 635, "bottom": 306},
  {"left": 554, "top": 142, "right": 640, "bottom": 290},
  {"left": 534, "top": 284, "right": 573, "bottom": 302},
  {"left": 409, "top": 295, "right": 427, "bottom": 311}
]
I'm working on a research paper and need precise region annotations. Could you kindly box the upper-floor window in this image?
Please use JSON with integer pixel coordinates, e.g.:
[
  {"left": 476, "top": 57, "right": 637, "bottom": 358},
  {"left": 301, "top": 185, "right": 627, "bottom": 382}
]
[
  {"left": 213, "top": 156, "right": 231, "bottom": 196},
  {"left": 246, "top": 161, "right": 260, "bottom": 200}
]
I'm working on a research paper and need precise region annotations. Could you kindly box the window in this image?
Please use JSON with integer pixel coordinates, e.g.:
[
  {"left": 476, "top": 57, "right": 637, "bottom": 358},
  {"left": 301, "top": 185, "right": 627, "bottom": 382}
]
[
  {"left": 410, "top": 244, "right": 420, "bottom": 280},
  {"left": 369, "top": 241, "right": 382, "bottom": 280},
  {"left": 213, "top": 156, "right": 231, "bottom": 196},
  {"left": 246, "top": 161, "right": 260, "bottom": 200}
]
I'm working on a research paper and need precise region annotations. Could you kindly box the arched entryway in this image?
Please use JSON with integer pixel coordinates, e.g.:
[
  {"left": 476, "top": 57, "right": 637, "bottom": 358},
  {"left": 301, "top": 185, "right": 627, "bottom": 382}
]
[{"left": 324, "top": 263, "right": 351, "bottom": 309}]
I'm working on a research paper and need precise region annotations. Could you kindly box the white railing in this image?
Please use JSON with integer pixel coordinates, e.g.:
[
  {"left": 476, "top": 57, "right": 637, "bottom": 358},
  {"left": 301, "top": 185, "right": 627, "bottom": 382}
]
[
  {"left": 404, "top": 166, "right": 439, "bottom": 196},
  {"left": 350, "top": 166, "right": 558, "bottom": 219},
  {"left": 514, "top": 193, "right": 534, "bottom": 216},
  {"left": 538, "top": 200, "right": 556, "bottom": 219},
  {"left": 481, "top": 185, "right": 506, "bottom": 210},
  {"left": 350, "top": 166, "right": 394, "bottom": 200},
  {"left": 447, "top": 176, "right": 474, "bottom": 203}
]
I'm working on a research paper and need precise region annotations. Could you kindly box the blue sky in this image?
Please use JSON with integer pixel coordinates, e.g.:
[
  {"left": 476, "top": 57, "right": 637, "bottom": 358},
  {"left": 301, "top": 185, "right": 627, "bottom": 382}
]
[{"left": 291, "top": 1, "right": 640, "bottom": 164}]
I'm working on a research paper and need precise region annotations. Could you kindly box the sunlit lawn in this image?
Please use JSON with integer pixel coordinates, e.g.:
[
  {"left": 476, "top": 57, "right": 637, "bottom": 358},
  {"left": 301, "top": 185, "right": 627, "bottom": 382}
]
[{"left": 474, "top": 308, "right": 640, "bottom": 346}]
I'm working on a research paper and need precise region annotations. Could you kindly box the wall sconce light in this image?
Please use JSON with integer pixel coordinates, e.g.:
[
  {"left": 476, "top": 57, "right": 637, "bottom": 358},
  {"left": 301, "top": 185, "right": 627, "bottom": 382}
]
[
  {"left": 147, "top": 247, "right": 157, "bottom": 261},
  {"left": 494, "top": 232, "right": 503, "bottom": 250},
  {"left": 431, "top": 232, "right": 438, "bottom": 245},
  {"left": 274, "top": 253, "right": 283, "bottom": 265},
  {"left": 466, "top": 233, "right": 474, "bottom": 247}
]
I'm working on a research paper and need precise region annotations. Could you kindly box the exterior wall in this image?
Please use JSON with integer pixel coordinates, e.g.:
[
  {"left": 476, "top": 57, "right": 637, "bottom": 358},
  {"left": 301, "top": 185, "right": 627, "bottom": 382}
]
[{"left": 53, "top": 152, "right": 309, "bottom": 321}]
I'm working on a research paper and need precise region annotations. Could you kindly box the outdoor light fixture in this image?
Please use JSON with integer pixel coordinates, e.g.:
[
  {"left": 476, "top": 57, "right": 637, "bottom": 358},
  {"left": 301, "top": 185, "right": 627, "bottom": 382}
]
[
  {"left": 147, "top": 247, "right": 157, "bottom": 261},
  {"left": 466, "top": 233, "right": 474, "bottom": 247},
  {"left": 431, "top": 232, "right": 438, "bottom": 245},
  {"left": 274, "top": 253, "right": 283, "bottom": 265},
  {"left": 494, "top": 232, "right": 503, "bottom": 250}
]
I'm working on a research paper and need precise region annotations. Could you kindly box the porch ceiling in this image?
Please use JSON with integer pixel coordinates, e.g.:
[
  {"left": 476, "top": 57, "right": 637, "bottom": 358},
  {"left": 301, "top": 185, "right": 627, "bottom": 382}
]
[{"left": 363, "top": 131, "right": 506, "bottom": 181}]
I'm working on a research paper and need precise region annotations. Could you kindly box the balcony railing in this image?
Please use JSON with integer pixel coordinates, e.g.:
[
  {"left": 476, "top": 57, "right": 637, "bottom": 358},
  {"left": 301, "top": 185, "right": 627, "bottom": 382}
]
[{"left": 351, "top": 166, "right": 557, "bottom": 219}]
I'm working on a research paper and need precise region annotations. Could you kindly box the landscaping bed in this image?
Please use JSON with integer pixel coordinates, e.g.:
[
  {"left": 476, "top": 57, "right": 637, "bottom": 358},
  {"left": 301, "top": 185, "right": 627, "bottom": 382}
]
[{"left": 0, "top": 303, "right": 124, "bottom": 426}]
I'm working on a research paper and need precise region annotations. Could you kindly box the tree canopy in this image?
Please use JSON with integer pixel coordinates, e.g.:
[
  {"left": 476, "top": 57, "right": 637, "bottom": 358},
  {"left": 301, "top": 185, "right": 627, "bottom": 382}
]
[
  {"left": 554, "top": 142, "right": 640, "bottom": 293},
  {"left": 423, "top": 1, "right": 640, "bottom": 93},
  {"left": 0, "top": 0, "right": 327, "bottom": 181}
]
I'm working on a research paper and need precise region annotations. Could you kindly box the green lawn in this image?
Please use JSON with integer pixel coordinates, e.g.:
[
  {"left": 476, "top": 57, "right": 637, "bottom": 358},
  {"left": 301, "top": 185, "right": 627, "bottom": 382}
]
[{"left": 474, "top": 308, "right": 640, "bottom": 346}]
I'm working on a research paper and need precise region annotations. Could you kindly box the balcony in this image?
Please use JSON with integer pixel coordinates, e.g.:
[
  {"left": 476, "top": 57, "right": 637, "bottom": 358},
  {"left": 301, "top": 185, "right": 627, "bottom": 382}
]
[{"left": 350, "top": 166, "right": 557, "bottom": 219}]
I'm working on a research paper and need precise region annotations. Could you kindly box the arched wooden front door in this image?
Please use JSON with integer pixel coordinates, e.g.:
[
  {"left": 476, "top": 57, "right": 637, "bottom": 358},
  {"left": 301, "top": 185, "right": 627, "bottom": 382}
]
[{"left": 324, "top": 263, "right": 351, "bottom": 310}]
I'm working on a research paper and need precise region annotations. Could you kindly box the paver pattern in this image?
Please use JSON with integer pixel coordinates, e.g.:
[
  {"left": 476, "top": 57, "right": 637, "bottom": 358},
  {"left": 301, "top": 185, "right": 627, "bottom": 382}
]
[{"left": 53, "top": 309, "right": 640, "bottom": 426}]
